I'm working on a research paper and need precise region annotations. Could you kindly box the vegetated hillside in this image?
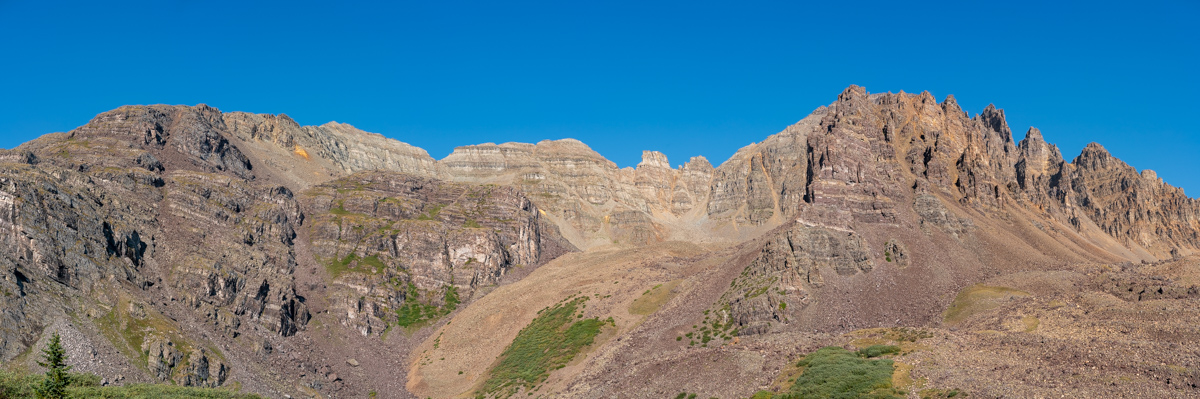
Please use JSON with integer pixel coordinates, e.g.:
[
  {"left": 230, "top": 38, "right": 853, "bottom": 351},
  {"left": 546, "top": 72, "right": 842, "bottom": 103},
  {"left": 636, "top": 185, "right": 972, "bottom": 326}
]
[{"left": 1, "top": 86, "right": 1198, "bottom": 398}]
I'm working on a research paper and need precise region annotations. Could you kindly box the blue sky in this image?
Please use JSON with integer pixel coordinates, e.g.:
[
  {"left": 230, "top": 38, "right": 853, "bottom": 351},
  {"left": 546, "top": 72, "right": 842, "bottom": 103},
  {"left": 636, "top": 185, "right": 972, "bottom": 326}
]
[{"left": 1, "top": 1, "right": 1197, "bottom": 195}]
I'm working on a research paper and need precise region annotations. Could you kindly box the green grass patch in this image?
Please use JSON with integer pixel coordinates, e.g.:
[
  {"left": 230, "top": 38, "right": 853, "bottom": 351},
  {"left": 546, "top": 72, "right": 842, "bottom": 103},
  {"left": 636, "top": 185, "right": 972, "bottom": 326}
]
[
  {"left": 769, "top": 346, "right": 903, "bottom": 399},
  {"left": 943, "top": 285, "right": 1030, "bottom": 325},
  {"left": 0, "top": 369, "right": 259, "bottom": 398},
  {"left": 327, "top": 199, "right": 368, "bottom": 218},
  {"left": 335, "top": 181, "right": 367, "bottom": 194},
  {"left": 463, "top": 219, "right": 483, "bottom": 228},
  {"left": 444, "top": 285, "right": 461, "bottom": 309},
  {"left": 856, "top": 345, "right": 901, "bottom": 358},
  {"left": 745, "top": 279, "right": 776, "bottom": 299},
  {"left": 1021, "top": 315, "right": 1039, "bottom": 332},
  {"left": 395, "top": 285, "right": 460, "bottom": 329},
  {"left": 360, "top": 255, "right": 387, "bottom": 274},
  {"left": 628, "top": 281, "right": 679, "bottom": 316},
  {"left": 477, "top": 297, "right": 607, "bottom": 398},
  {"left": 324, "top": 253, "right": 360, "bottom": 278},
  {"left": 416, "top": 204, "right": 445, "bottom": 221},
  {"left": 395, "top": 301, "right": 441, "bottom": 329},
  {"left": 325, "top": 252, "right": 394, "bottom": 278},
  {"left": 95, "top": 298, "right": 194, "bottom": 378}
]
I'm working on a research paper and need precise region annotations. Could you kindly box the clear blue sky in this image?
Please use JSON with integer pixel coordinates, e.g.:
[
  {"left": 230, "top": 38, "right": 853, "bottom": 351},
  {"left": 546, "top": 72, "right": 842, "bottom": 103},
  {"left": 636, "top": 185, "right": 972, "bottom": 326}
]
[{"left": 1, "top": 1, "right": 1197, "bottom": 196}]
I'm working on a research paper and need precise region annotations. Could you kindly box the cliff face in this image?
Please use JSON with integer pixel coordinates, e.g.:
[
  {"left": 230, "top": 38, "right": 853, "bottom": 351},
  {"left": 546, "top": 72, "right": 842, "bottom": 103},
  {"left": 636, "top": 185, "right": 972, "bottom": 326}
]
[
  {"left": 300, "top": 171, "right": 573, "bottom": 336},
  {"left": 440, "top": 141, "right": 714, "bottom": 246},
  {"left": 707, "top": 86, "right": 1200, "bottom": 338},
  {"left": 67, "top": 89, "right": 1190, "bottom": 262},
  {"left": 0, "top": 105, "right": 311, "bottom": 387},
  {"left": 0, "top": 104, "right": 575, "bottom": 394},
  {"left": 1067, "top": 143, "right": 1200, "bottom": 258},
  {"left": 435, "top": 113, "right": 830, "bottom": 247},
  {"left": 710, "top": 86, "right": 1197, "bottom": 259},
  {"left": 433, "top": 88, "right": 1197, "bottom": 257},
  {"left": 221, "top": 112, "right": 445, "bottom": 185}
]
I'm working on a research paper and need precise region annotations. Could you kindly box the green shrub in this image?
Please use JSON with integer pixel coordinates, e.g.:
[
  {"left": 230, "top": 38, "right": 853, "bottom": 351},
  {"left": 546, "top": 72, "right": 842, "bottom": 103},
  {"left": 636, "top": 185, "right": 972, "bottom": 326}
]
[
  {"left": 773, "top": 346, "right": 902, "bottom": 399},
  {"left": 477, "top": 297, "right": 604, "bottom": 398},
  {"left": 0, "top": 369, "right": 258, "bottom": 399},
  {"left": 0, "top": 369, "right": 41, "bottom": 398},
  {"left": 856, "top": 345, "right": 901, "bottom": 358},
  {"left": 396, "top": 285, "right": 460, "bottom": 328},
  {"left": 749, "top": 391, "right": 775, "bottom": 399}
]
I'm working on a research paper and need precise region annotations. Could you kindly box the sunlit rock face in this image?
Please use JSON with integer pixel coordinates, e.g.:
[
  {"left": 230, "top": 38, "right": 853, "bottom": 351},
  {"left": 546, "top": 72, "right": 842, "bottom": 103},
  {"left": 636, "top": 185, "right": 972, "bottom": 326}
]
[
  {"left": 1, "top": 85, "right": 1198, "bottom": 398},
  {"left": 299, "top": 171, "right": 573, "bottom": 336}
]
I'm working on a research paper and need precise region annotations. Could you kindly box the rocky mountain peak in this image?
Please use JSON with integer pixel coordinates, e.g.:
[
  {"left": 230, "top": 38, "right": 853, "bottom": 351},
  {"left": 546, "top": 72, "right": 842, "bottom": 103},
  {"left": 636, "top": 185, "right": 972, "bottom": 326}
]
[
  {"left": 977, "top": 104, "right": 1013, "bottom": 144},
  {"left": 837, "top": 84, "right": 868, "bottom": 102},
  {"left": 1017, "top": 127, "right": 1063, "bottom": 162},
  {"left": 941, "top": 94, "right": 965, "bottom": 116},
  {"left": 1023, "top": 126, "right": 1045, "bottom": 143},
  {"left": 1142, "top": 169, "right": 1160, "bottom": 182},
  {"left": 683, "top": 155, "right": 713, "bottom": 171},
  {"left": 533, "top": 139, "right": 616, "bottom": 167},
  {"left": 637, "top": 150, "right": 671, "bottom": 169},
  {"left": 1074, "top": 142, "right": 1117, "bottom": 170}
]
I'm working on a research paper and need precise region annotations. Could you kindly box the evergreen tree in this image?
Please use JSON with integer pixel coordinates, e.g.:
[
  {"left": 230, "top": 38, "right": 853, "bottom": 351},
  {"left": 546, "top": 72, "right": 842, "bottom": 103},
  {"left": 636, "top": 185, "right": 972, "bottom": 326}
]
[{"left": 34, "top": 332, "right": 71, "bottom": 399}]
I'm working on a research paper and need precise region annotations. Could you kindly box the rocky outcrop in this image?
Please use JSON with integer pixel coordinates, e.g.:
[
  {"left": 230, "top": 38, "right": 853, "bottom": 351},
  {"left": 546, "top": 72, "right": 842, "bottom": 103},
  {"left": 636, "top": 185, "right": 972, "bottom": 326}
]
[
  {"left": 0, "top": 105, "right": 315, "bottom": 388},
  {"left": 441, "top": 140, "right": 707, "bottom": 245},
  {"left": 179, "top": 347, "right": 228, "bottom": 388},
  {"left": 163, "top": 170, "right": 310, "bottom": 337},
  {"left": 708, "top": 111, "right": 821, "bottom": 225},
  {"left": 699, "top": 85, "right": 1199, "bottom": 335},
  {"left": 801, "top": 88, "right": 899, "bottom": 226},
  {"left": 300, "top": 171, "right": 574, "bottom": 336},
  {"left": 675, "top": 156, "right": 715, "bottom": 214},
  {"left": 26, "top": 105, "right": 257, "bottom": 179},
  {"left": 1097, "top": 265, "right": 1200, "bottom": 302},
  {"left": 791, "top": 86, "right": 1197, "bottom": 258},
  {"left": 716, "top": 224, "right": 875, "bottom": 335},
  {"left": 414, "top": 84, "right": 1176, "bottom": 259},
  {"left": 913, "top": 193, "right": 974, "bottom": 237},
  {"left": 45, "top": 92, "right": 1192, "bottom": 260},
  {"left": 222, "top": 112, "right": 445, "bottom": 182},
  {"left": 1068, "top": 143, "right": 1200, "bottom": 256},
  {"left": 436, "top": 119, "right": 821, "bottom": 245},
  {"left": 883, "top": 239, "right": 909, "bottom": 268},
  {"left": 142, "top": 335, "right": 183, "bottom": 381}
]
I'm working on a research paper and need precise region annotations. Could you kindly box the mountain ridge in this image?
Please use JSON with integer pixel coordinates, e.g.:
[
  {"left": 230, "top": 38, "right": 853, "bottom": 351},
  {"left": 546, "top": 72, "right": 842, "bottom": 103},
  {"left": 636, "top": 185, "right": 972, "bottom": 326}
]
[{"left": 1, "top": 85, "right": 1198, "bottom": 398}]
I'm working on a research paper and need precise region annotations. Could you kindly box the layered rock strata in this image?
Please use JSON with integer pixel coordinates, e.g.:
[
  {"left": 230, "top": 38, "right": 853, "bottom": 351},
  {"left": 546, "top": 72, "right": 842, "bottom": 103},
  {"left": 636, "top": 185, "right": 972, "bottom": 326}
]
[
  {"left": 300, "top": 171, "right": 573, "bottom": 336},
  {"left": 0, "top": 105, "right": 313, "bottom": 387},
  {"left": 2, "top": 85, "right": 1198, "bottom": 397},
  {"left": 711, "top": 86, "right": 1200, "bottom": 336}
]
